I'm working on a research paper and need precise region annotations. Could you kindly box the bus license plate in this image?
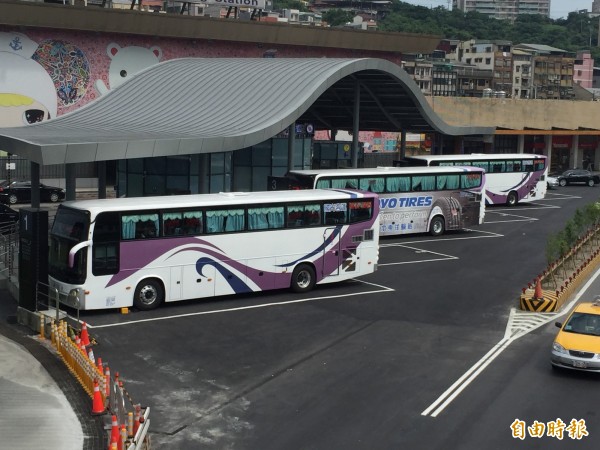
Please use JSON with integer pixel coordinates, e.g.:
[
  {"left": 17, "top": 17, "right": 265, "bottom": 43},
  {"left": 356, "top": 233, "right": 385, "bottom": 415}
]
[{"left": 573, "top": 361, "right": 588, "bottom": 369}]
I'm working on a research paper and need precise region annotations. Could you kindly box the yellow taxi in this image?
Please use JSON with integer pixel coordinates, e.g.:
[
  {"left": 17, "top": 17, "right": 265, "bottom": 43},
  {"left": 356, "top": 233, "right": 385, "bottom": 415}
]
[{"left": 551, "top": 298, "right": 600, "bottom": 371}]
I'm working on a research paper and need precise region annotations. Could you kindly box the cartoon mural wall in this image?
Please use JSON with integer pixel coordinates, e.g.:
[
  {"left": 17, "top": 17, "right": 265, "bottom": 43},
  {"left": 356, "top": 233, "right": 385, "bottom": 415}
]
[
  {"left": 95, "top": 43, "right": 162, "bottom": 95},
  {"left": 0, "top": 32, "right": 58, "bottom": 127},
  {"left": 0, "top": 25, "right": 402, "bottom": 129}
]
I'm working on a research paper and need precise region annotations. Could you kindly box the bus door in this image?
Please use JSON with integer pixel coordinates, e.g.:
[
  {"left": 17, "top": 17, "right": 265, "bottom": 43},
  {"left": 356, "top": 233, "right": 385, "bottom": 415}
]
[
  {"left": 182, "top": 262, "right": 216, "bottom": 299},
  {"left": 322, "top": 227, "right": 341, "bottom": 277}
]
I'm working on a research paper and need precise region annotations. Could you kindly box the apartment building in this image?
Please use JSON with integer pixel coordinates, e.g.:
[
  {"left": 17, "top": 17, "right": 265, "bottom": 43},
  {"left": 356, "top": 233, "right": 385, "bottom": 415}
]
[
  {"left": 514, "top": 44, "right": 575, "bottom": 99},
  {"left": 401, "top": 54, "right": 433, "bottom": 95},
  {"left": 512, "top": 49, "right": 533, "bottom": 98},
  {"left": 455, "top": 40, "right": 513, "bottom": 94},
  {"left": 452, "top": 0, "right": 550, "bottom": 21},
  {"left": 574, "top": 50, "right": 594, "bottom": 89}
]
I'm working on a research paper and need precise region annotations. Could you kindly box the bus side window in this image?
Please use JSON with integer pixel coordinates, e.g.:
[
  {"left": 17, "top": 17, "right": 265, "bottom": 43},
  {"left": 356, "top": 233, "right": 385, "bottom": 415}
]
[
  {"left": 349, "top": 201, "right": 372, "bottom": 223},
  {"left": 163, "top": 212, "right": 183, "bottom": 236},
  {"left": 324, "top": 203, "right": 347, "bottom": 225},
  {"left": 182, "top": 211, "right": 203, "bottom": 235}
]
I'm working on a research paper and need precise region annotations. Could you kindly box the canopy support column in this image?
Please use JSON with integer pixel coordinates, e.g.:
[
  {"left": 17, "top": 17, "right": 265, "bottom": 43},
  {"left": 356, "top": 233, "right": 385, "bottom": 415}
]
[
  {"left": 352, "top": 79, "right": 360, "bottom": 168},
  {"left": 288, "top": 123, "right": 296, "bottom": 171},
  {"left": 65, "top": 164, "right": 76, "bottom": 201},
  {"left": 98, "top": 161, "right": 107, "bottom": 199},
  {"left": 31, "top": 162, "right": 40, "bottom": 208}
]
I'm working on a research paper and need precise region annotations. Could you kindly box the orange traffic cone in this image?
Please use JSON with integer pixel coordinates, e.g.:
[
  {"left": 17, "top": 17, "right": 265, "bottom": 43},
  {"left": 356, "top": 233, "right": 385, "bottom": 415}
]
[
  {"left": 119, "top": 424, "right": 127, "bottom": 450},
  {"left": 534, "top": 278, "right": 543, "bottom": 300},
  {"left": 91, "top": 379, "right": 105, "bottom": 415},
  {"left": 104, "top": 366, "right": 111, "bottom": 399},
  {"left": 109, "top": 415, "right": 120, "bottom": 450},
  {"left": 97, "top": 357, "right": 104, "bottom": 375},
  {"left": 87, "top": 347, "right": 96, "bottom": 364},
  {"left": 133, "top": 404, "right": 141, "bottom": 436},
  {"left": 80, "top": 322, "right": 90, "bottom": 346}
]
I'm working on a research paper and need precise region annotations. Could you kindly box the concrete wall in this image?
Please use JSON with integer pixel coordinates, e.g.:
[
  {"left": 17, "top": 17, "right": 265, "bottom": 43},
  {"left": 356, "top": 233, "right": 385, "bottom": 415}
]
[{"left": 427, "top": 97, "right": 600, "bottom": 131}]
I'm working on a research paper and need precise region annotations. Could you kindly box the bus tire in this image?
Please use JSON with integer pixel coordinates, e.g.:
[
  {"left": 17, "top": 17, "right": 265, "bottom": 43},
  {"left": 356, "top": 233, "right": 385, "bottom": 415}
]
[
  {"left": 133, "top": 278, "right": 164, "bottom": 311},
  {"left": 429, "top": 216, "right": 445, "bottom": 236},
  {"left": 506, "top": 191, "right": 518, "bottom": 206},
  {"left": 291, "top": 264, "right": 316, "bottom": 293}
]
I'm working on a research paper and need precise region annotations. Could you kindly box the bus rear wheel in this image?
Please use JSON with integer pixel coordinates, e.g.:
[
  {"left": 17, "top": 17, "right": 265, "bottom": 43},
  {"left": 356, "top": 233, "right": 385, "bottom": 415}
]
[
  {"left": 507, "top": 191, "right": 518, "bottom": 206},
  {"left": 429, "top": 216, "right": 445, "bottom": 236},
  {"left": 134, "top": 279, "right": 164, "bottom": 311},
  {"left": 291, "top": 264, "right": 316, "bottom": 293}
]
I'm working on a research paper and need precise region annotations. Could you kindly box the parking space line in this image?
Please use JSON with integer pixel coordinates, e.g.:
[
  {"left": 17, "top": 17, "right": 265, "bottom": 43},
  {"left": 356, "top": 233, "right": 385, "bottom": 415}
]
[
  {"left": 88, "top": 281, "right": 395, "bottom": 329},
  {"left": 483, "top": 212, "right": 538, "bottom": 224},
  {"left": 380, "top": 230, "right": 503, "bottom": 247},
  {"left": 421, "top": 267, "right": 600, "bottom": 418}
]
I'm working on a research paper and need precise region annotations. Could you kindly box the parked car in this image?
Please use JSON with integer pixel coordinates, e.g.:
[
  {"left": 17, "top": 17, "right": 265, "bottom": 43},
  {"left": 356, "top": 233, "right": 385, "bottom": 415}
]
[
  {"left": 0, "top": 203, "right": 18, "bottom": 229},
  {"left": 556, "top": 169, "right": 600, "bottom": 187},
  {"left": 546, "top": 175, "right": 559, "bottom": 189},
  {"left": 0, "top": 180, "right": 66, "bottom": 204},
  {"left": 551, "top": 298, "right": 600, "bottom": 372}
]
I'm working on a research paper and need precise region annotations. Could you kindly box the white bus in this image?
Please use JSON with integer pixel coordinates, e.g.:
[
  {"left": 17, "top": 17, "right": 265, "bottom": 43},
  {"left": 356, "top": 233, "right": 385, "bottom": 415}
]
[
  {"left": 273, "top": 166, "right": 486, "bottom": 237},
  {"left": 48, "top": 190, "right": 380, "bottom": 311},
  {"left": 400, "top": 153, "right": 548, "bottom": 206}
]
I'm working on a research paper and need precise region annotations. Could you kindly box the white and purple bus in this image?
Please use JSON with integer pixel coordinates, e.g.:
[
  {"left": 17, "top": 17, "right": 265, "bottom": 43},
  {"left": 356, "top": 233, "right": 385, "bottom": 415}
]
[
  {"left": 48, "top": 190, "right": 379, "bottom": 311},
  {"left": 274, "top": 166, "right": 486, "bottom": 237},
  {"left": 402, "top": 153, "right": 548, "bottom": 206}
]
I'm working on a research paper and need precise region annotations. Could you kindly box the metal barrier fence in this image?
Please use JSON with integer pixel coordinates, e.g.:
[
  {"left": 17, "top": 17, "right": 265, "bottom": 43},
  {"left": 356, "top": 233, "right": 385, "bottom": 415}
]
[{"left": 0, "top": 224, "right": 18, "bottom": 280}]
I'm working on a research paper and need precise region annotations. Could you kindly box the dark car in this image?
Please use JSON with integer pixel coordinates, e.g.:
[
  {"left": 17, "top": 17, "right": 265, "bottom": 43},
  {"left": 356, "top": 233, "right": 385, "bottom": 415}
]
[
  {"left": 556, "top": 170, "right": 600, "bottom": 187},
  {"left": 0, "top": 180, "right": 66, "bottom": 204},
  {"left": 0, "top": 204, "right": 18, "bottom": 230}
]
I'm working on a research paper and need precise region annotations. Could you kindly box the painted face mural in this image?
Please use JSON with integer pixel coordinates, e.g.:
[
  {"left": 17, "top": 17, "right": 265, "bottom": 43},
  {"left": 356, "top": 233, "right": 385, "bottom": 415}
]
[
  {"left": 95, "top": 43, "right": 162, "bottom": 95},
  {"left": 0, "top": 32, "right": 57, "bottom": 127}
]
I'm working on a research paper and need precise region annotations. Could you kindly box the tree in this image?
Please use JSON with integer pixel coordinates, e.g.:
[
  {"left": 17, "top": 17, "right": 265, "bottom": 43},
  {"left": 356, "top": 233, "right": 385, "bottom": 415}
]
[
  {"left": 322, "top": 9, "right": 354, "bottom": 27},
  {"left": 379, "top": 1, "right": 598, "bottom": 56}
]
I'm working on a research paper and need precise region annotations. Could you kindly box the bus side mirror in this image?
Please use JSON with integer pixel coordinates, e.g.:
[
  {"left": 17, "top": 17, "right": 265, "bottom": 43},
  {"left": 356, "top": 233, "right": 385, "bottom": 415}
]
[{"left": 68, "top": 240, "right": 92, "bottom": 268}]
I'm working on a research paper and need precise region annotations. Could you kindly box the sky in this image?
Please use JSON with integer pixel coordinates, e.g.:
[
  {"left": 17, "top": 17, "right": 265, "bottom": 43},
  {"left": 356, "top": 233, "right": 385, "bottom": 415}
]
[{"left": 399, "top": 0, "right": 593, "bottom": 20}]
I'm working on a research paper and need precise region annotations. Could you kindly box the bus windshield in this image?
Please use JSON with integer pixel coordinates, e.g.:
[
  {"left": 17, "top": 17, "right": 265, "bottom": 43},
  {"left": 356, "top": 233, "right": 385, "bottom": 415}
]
[{"left": 49, "top": 207, "right": 89, "bottom": 284}]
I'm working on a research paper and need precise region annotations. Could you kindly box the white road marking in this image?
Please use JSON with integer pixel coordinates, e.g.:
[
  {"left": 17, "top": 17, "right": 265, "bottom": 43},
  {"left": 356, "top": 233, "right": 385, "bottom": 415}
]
[
  {"left": 421, "top": 268, "right": 600, "bottom": 418},
  {"left": 87, "top": 281, "right": 395, "bottom": 329},
  {"left": 379, "top": 230, "right": 503, "bottom": 247}
]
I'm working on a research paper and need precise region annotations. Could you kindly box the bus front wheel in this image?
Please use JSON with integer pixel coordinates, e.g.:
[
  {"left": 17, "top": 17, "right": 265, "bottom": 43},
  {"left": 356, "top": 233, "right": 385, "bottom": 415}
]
[
  {"left": 507, "top": 191, "right": 518, "bottom": 206},
  {"left": 291, "top": 264, "right": 316, "bottom": 293},
  {"left": 134, "top": 279, "right": 164, "bottom": 311},
  {"left": 429, "top": 216, "right": 445, "bottom": 236}
]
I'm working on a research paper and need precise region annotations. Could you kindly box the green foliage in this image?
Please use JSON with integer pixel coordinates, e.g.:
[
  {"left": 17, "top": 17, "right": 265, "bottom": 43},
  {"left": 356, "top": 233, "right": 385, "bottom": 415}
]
[
  {"left": 273, "top": 0, "right": 309, "bottom": 12},
  {"left": 322, "top": 9, "right": 354, "bottom": 26},
  {"left": 546, "top": 232, "right": 562, "bottom": 264},
  {"left": 546, "top": 202, "right": 600, "bottom": 265},
  {"left": 379, "top": 1, "right": 600, "bottom": 54}
]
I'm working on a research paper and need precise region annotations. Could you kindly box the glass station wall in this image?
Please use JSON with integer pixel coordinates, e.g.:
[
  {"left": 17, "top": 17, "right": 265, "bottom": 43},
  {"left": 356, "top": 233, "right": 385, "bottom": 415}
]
[{"left": 116, "top": 137, "right": 312, "bottom": 197}]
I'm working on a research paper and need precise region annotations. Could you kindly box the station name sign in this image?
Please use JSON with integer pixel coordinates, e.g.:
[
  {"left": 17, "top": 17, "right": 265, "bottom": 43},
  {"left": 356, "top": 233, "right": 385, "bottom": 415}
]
[{"left": 208, "top": 0, "right": 266, "bottom": 8}]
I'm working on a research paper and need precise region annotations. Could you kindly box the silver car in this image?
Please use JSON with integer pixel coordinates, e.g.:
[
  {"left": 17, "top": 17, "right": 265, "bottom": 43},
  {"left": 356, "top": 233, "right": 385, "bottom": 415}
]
[{"left": 546, "top": 175, "right": 559, "bottom": 189}]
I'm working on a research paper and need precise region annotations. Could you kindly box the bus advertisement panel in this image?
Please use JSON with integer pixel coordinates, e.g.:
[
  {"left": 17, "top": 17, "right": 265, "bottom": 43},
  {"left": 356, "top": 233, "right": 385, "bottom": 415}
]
[
  {"left": 400, "top": 153, "right": 548, "bottom": 206},
  {"left": 48, "top": 190, "right": 379, "bottom": 311},
  {"left": 280, "top": 166, "right": 486, "bottom": 237}
]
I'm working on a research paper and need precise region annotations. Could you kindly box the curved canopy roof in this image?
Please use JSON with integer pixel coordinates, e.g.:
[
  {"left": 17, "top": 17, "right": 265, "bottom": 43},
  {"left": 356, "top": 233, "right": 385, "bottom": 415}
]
[{"left": 0, "top": 58, "right": 494, "bottom": 165}]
